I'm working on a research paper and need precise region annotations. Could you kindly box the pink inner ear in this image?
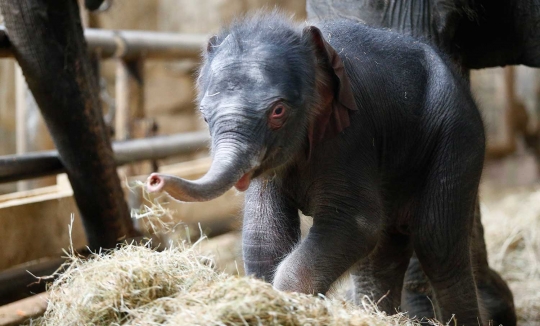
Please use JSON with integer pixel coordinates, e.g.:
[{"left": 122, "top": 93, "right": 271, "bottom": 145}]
[{"left": 306, "top": 30, "right": 358, "bottom": 159}]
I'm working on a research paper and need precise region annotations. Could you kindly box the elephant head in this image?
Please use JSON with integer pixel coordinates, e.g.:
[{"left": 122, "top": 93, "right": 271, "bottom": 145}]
[{"left": 145, "top": 15, "right": 357, "bottom": 202}]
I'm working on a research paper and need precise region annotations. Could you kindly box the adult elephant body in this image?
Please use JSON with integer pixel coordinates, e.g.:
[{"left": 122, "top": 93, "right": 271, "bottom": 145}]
[{"left": 307, "top": 0, "right": 540, "bottom": 69}]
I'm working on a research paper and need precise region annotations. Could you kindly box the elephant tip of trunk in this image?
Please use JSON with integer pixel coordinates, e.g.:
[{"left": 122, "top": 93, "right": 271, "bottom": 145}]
[{"left": 146, "top": 173, "right": 165, "bottom": 193}]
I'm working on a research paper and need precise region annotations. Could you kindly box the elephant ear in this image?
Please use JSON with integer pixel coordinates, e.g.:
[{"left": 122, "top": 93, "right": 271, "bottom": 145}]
[
  {"left": 206, "top": 35, "right": 219, "bottom": 53},
  {"left": 302, "top": 25, "right": 358, "bottom": 159}
]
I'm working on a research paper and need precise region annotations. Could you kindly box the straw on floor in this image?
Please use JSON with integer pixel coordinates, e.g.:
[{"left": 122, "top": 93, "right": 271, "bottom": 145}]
[
  {"left": 29, "top": 241, "right": 433, "bottom": 326},
  {"left": 28, "top": 183, "right": 540, "bottom": 325}
]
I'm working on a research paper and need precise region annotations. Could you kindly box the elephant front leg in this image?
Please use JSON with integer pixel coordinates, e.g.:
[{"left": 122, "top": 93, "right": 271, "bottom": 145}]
[
  {"left": 242, "top": 179, "right": 301, "bottom": 282},
  {"left": 273, "top": 209, "right": 381, "bottom": 295}
]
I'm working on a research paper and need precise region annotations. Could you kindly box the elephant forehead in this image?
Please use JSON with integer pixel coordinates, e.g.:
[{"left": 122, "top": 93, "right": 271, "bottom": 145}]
[
  {"left": 209, "top": 60, "right": 271, "bottom": 88},
  {"left": 201, "top": 90, "right": 281, "bottom": 114},
  {"left": 202, "top": 55, "right": 302, "bottom": 105}
]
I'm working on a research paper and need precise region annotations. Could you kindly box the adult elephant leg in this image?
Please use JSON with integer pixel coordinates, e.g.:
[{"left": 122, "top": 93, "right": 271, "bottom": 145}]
[
  {"left": 0, "top": 0, "right": 138, "bottom": 249},
  {"left": 242, "top": 179, "right": 301, "bottom": 282},
  {"left": 471, "top": 201, "right": 517, "bottom": 326},
  {"left": 350, "top": 230, "right": 412, "bottom": 314}
]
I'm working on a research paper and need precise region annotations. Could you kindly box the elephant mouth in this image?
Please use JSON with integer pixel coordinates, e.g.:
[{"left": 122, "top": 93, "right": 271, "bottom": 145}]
[
  {"left": 234, "top": 170, "right": 254, "bottom": 192},
  {"left": 234, "top": 159, "right": 272, "bottom": 192},
  {"left": 234, "top": 148, "right": 272, "bottom": 192}
]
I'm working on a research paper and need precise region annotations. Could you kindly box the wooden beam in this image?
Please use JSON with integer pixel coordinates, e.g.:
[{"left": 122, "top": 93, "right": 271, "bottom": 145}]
[
  {"left": 14, "top": 64, "right": 28, "bottom": 191},
  {"left": 0, "top": 257, "right": 65, "bottom": 306},
  {"left": 115, "top": 59, "right": 144, "bottom": 141},
  {"left": 0, "top": 293, "right": 48, "bottom": 326},
  {"left": 115, "top": 58, "right": 155, "bottom": 178},
  {"left": 0, "top": 186, "right": 84, "bottom": 272},
  {"left": 0, "top": 131, "right": 210, "bottom": 184}
]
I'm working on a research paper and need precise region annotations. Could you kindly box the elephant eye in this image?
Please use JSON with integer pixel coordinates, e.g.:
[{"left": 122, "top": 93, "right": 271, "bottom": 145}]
[
  {"left": 273, "top": 105, "right": 284, "bottom": 117},
  {"left": 269, "top": 103, "right": 287, "bottom": 130}
]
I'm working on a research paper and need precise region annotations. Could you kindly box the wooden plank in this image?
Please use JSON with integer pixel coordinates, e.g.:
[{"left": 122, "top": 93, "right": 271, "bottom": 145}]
[
  {"left": 14, "top": 64, "right": 29, "bottom": 192},
  {"left": 115, "top": 58, "right": 155, "bottom": 178},
  {"left": 0, "top": 185, "right": 58, "bottom": 204},
  {"left": 0, "top": 293, "right": 48, "bottom": 326},
  {"left": 0, "top": 190, "right": 84, "bottom": 272},
  {"left": 0, "top": 257, "right": 65, "bottom": 306}
]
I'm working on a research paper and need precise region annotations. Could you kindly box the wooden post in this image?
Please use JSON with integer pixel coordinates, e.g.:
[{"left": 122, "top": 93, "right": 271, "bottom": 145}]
[
  {"left": 115, "top": 59, "right": 144, "bottom": 141},
  {"left": 115, "top": 58, "right": 156, "bottom": 178},
  {"left": 14, "top": 65, "right": 27, "bottom": 191},
  {"left": 115, "top": 58, "right": 161, "bottom": 221}
]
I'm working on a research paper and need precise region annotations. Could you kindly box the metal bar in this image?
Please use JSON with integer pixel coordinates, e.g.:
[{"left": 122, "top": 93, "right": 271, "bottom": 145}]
[
  {"left": 113, "top": 131, "right": 209, "bottom": 165},
  {"left": 85, "top": 28, "right": 207, "bottom": 60},
  {"left": 0, "top": 131, "right": 209, "bottom": 184},
  {"left": 0, "top": 25, "right": 207, "bottom": 59}
]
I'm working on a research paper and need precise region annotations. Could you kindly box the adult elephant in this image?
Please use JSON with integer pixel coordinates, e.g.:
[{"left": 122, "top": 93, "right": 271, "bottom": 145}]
[
  {"left": 307, "top": 1, "right": 537, "bottom": 324},
  {"left": 308, "top": 1, "right": 540, "bottom": 162},
  {"left": 307, "top": 0, "right": 540, "bottom": 70},
  {"left": 0, "top": 0, "right": 138, "bottom": 249}
]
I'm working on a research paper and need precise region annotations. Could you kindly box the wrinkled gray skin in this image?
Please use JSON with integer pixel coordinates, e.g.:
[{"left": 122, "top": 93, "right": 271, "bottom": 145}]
[
  {"left": 307, "top": 0, "right": 540, "bottom": 70},
  {"left": 307, "top": 1, "right": 525, "bottom": 324},
  {"left": 145, "top": 12, "right": 507, "bottom": 325}
]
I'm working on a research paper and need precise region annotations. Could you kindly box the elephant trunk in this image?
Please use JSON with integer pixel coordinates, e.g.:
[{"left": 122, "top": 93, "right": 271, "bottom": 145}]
[{"left": 145, "top": 142, "right": 258, "bottom": 202}]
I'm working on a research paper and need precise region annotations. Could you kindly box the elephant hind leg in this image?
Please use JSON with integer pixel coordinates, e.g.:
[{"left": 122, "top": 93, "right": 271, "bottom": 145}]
[
  {"left": 477, "top": 269, "right": 516, "bottom": 326},
  {"left": 351, "top": 231, "right": 413, "bottom": 314},
  {"left": 401, "top": 258, "right": 518, "bottom": 326},
  {"left": 402, "top": 200, "right": 518, "bottom": 326},
  {"left": 472, "top": 203, "right": 517, "bottom": 326},
  {"left": 401, "top": 253, "right": 436, "bottom": 323}
]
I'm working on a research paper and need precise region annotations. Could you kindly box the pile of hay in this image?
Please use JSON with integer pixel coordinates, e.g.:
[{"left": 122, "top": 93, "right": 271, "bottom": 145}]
[
  {"left": 27, "top": 183, "right": 540, "bottom": 325},
  {"left": 480, "top": 185, "right": 540, "bottom": 325},
  {"left": 29, "top": 242, "right": 430, "bottom": 326}
]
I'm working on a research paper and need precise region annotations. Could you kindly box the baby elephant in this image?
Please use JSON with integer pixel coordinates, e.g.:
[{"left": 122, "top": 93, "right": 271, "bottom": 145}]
[{"left": 146, "top": 12, "right": 515, "bottom": 325}]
